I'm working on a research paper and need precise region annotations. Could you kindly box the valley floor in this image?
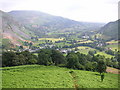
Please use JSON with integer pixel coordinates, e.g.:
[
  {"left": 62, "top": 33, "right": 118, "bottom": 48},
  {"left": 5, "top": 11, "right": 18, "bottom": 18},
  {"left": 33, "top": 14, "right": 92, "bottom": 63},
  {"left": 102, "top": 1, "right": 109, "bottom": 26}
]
[{"left": 1, "top": 65, "right": 119, "bottom": 88}]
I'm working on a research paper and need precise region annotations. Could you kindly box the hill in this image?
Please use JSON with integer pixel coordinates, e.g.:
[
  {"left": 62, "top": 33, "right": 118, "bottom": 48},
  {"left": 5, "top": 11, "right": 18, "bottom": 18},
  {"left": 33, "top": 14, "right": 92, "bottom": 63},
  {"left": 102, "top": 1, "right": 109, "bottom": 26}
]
[
  {"left": 9, "top": 10, "right": 104, "bottom": 37},
  {"left": 99, "top": 19, "right": 119, "bottom": 41},
  {"left": 1, "top": 10, "right": 32, "bottom": 48},
  {"left": 2, "top": 65, "right": 119, "bottom": 88}
]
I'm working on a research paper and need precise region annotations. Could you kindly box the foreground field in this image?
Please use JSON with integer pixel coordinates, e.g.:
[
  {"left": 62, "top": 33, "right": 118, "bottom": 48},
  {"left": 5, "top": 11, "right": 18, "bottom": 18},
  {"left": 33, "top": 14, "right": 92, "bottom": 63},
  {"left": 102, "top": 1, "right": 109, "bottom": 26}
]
[{"left": 2, "top": 65, "right": 119, "bottom": 88}]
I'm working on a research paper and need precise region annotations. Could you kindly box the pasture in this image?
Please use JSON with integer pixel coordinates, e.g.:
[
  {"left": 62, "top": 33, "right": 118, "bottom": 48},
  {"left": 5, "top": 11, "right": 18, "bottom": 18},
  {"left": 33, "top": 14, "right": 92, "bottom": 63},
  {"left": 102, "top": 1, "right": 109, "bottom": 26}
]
[{"left": 2, "top": 65, "right": 119, "bottom": 88}]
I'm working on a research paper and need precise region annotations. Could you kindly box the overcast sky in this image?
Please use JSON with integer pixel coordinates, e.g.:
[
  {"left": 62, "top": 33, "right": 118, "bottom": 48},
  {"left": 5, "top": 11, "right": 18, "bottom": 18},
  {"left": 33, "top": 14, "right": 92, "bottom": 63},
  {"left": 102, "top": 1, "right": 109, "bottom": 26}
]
[{"left": 0, "top": 0, "right": 119, "bottom": 23}]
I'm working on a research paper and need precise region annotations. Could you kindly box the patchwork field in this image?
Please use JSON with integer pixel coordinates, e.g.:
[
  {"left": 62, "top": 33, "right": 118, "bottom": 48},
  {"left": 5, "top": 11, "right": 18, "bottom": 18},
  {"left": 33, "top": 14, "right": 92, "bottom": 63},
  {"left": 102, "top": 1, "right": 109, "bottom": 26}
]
[
  {"left": 76, "top": 46, "right": 114, "bottom": 58},
  {"left": 2, "top": 65, "right": 119, "bottom": 88},
  {"left": 106, "top": 40, "right": 119, "bottom": 44},
  {"left": 38, "top": 38, "right": 64, "bottom": 42},
  {"left": 77, "top": 46, "right": 96, "bottom": 54},
  {"left": 77, "top": 40, "right": 93, "bottom": 44}
]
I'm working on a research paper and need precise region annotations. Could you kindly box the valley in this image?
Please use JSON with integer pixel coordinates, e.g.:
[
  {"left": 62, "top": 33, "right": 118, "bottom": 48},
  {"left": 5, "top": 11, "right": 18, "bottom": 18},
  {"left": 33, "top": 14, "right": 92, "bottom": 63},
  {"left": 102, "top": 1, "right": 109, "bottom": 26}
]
[{"left": 1, "top": 10, "right": 119, "bottom": 89}]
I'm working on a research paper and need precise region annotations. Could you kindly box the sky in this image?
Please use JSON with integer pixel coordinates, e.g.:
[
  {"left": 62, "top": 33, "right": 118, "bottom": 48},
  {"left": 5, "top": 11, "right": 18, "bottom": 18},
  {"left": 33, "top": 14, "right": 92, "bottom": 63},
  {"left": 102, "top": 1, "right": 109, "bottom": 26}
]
[{"left": 0, "top": 0, "right": 119, "bottom": 23}]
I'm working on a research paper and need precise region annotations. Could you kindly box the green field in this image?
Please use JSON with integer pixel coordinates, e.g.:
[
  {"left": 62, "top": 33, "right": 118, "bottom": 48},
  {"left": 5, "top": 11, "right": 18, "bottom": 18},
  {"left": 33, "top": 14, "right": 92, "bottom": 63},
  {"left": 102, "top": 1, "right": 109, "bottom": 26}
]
[
  {"left": 77, "top": 40, "right": 93, "bottom": 44},
  {"left": 77, "top": 46, "right": 96, "bottom": 54},
  {"left": 76, "top": 46, "right": 114, "bottom": 58},
  {"left": 106, "top": 40, "right": 118, "bottom": 44},
  {"left": 106, "top": 44, "right": 119, "bottom": 51},
  {"left": 2, "top": 65, "right": 119, "bottom": 88},
  {"left": 95, "top": 51, "right": 114, "bottom": 58}
]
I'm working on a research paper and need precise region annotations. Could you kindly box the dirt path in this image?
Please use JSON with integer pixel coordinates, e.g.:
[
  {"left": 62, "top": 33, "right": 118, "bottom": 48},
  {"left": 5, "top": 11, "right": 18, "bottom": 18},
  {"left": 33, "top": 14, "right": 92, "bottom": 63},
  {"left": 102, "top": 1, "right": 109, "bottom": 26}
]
[
  {"left": 106, "top": 67, "right": 120, "bottom": 74},
  {"left": 69, "top": 71, "right": 79, "bottom": 90}
]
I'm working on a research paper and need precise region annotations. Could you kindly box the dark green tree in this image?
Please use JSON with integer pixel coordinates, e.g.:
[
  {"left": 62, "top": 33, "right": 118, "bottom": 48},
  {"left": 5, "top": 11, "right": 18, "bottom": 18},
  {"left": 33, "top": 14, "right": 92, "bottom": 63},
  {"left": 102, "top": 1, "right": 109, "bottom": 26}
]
[
  {"left": 76, "top": 52, "right": 87, "bottom": 65},
  {"left": 2, "top": 51, "right": 16, "bottom": 66},
  {"left": 51, "top": 49, "right": 66, "bottom": 65},
  {"left": 38, "top": 49, "right": 53, "bottom": 65},
  {"left": 66, "top": 52, "right": 79, "bottom": 69},
  {"left": 97, "top": 60, "right": 107, "bottom": 74}
]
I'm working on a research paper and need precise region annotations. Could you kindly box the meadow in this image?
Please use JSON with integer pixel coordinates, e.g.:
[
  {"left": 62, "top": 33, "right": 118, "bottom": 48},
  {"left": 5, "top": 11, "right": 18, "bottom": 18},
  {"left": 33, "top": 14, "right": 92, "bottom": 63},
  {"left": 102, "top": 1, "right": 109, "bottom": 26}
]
[{"left": 2, "top": 65, "right": 119, "bottom": 88}]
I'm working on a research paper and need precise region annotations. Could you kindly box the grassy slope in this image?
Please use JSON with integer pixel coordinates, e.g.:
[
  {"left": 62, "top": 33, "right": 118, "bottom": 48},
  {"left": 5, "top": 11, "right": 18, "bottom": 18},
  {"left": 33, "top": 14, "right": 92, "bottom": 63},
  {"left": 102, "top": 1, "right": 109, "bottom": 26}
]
[{"left": 2, "top": 65, "right": 119, "bottom": 88}]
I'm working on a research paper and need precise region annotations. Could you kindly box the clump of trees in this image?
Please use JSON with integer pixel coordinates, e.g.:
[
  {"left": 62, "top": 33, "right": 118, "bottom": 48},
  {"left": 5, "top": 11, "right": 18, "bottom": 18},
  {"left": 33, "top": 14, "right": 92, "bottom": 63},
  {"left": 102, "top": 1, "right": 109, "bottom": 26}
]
[
  {"left": 105, "top": 49, "right": 115, "bottom": 55},
  {"left": 2, "top": 51, "right": 37, "bottom": 67},
  {"left": 37, "top": 49, "right": 66, "bottom": 66}
]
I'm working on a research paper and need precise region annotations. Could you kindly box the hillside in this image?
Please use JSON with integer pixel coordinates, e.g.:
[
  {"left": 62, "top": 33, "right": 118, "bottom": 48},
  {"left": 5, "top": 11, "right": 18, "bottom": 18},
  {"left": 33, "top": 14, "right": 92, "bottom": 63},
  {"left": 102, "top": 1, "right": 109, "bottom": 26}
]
[
  {"left": 99, "top": 19, "right": 119, "bottom": 41},
  {"left": 1, "top": 10, "right": 32, "bottom": 48},
  {"left": 9, "top": 10, "right": 104, "bottom": 36},
  {"left": 2, "top": 65, "right": 118, "bottom": 88}
]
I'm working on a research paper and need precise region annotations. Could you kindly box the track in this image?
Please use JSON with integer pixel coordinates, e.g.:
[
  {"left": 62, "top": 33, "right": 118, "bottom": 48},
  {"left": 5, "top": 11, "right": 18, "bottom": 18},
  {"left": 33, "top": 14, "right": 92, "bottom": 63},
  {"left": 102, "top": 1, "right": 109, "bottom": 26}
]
[{"left": 69, "top": 71, "right": 79, "bottom": 90}]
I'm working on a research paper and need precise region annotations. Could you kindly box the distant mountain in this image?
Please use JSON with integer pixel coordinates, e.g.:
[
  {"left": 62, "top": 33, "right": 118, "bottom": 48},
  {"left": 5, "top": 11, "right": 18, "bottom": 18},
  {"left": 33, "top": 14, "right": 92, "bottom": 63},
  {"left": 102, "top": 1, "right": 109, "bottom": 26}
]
[
  {"left": 99, "top": 19, "right": 119, "bottom": 41},
  {"left": 9, "top": 10, "right": 104, "bottom": 36},
  {"left": 1, "top": 10, "right": 32, "bottom": 48}
]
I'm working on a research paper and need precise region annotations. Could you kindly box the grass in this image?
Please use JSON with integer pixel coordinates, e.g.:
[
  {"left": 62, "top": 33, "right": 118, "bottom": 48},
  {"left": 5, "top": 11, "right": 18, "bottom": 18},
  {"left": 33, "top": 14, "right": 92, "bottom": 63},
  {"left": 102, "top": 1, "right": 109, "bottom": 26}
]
[
  {"left": 2, "top": 65, "right": 119, "bottom": 88},
  {"left": 75, "top": 70, "right": 118, "bottom": 88},
  {"left": 2, "top": 65, "right": 73, "bottom": 88}
]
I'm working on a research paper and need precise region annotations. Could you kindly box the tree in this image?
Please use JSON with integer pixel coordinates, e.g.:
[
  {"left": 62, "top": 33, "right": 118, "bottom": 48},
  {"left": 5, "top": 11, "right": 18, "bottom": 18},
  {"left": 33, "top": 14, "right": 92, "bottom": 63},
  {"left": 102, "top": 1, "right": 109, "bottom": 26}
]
[
  {"left": 66, "top": 52, "right": 79, "bottom": 69},
  {"left": 51, "top": 49, "right": 66, "bottom": 65},
  {"left": 76, "top": 52, "right": 87, "bottom": 65},
  {"left": 21, "top": 50, "right": 37, "bottom": 64},
  {"left": 105, "top": 49, "right": 115, "bottom": 55},
  {"left": 97, "top": 60, "right": 107, "bottom": 74},
  {"left": 85, "top": 61, "right": 93, "bottom": 71},
  {"left": 92, "top": 62, "right": 98, "bottom": 71},
  {"left": 88, "top": 50, "right": 96, "bottom": 56},
  {"left": 12, "top": 54, "right": 26, "bottom": 66},
  {"left": 2, "top": 51, "right": 17, "bottom": 66},
  {"left": 38, "top": 49, "right": 53, "bottom": 65}
]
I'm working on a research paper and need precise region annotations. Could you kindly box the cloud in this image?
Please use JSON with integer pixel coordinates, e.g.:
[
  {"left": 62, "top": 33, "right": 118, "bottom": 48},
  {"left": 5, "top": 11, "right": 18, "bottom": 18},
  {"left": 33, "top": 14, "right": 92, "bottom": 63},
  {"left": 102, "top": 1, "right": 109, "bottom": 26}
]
[{"left": 0, "top": 0, "right": 119, "bottom": 22}]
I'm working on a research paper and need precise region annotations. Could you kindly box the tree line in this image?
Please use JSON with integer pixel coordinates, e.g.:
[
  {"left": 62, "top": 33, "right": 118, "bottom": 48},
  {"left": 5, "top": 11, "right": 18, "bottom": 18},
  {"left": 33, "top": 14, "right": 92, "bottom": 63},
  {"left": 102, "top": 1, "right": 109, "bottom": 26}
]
[{"left": 2, "top": 49, "right": 120, "bottom": 73}]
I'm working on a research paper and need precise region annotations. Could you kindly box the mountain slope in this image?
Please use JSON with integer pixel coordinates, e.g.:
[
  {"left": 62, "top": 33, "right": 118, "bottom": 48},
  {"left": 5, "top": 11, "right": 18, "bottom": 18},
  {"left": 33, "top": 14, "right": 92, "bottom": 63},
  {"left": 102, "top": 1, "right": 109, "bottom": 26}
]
[
  {"left": 99, "top": 20, "right": 119, "bottom": 40},
  {"left": 9, "top": 10, "right": 104, "bottom": 36},
  {"left": 1, "top": 10, "right": 32, "bottom": 48}
]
